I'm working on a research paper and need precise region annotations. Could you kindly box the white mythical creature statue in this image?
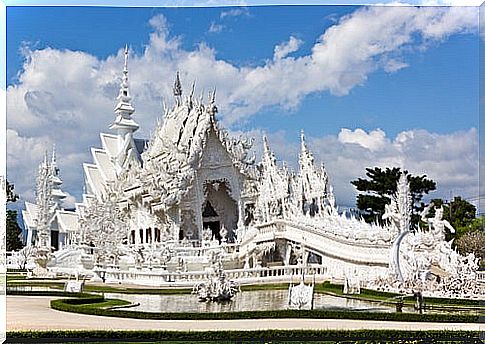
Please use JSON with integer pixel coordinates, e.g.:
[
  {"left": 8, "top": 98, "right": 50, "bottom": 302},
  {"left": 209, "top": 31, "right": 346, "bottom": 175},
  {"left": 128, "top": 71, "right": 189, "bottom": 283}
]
[
  {"left": 421, "top": 204, "right": 455, "bottom": 241},
  {"left": 382, "top": 173, "right": 412, "bottom": 281},
  {"left": 374, "top": 183, "right": 484, "bottom": 297}
]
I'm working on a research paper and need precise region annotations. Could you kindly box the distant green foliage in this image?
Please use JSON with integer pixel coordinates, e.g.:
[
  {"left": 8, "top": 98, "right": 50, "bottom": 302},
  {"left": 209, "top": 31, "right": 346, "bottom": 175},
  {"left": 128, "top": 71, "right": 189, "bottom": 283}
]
[
  {"left": 6, "top": 180, "right": 23, "bottom": 251},
  {"left": 455, "top": 229, "right": 485, "bottom": 264},
  {"left": 6, "top": 180, "right": 18, "bottom": 203},
  {"left": 351, "top": 167, "right": 436, "bottom": 227},
  {"left": 6, "top": 209, "right": 23, "bottom": 251}
]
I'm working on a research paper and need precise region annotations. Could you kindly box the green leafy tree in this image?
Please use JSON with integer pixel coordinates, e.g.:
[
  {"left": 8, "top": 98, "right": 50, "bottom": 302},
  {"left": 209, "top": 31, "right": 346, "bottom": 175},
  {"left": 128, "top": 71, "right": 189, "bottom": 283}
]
[
  {"left": 351, "top": 167, "right": 436, "bottom": 227},
  {"left": 6, "top": 180, "right": 23, "bottom": 251}
]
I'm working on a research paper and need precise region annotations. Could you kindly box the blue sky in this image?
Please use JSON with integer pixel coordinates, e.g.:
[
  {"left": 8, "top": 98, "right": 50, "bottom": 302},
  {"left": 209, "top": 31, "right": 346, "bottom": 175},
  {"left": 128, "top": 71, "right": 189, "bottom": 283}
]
[{"left": 5, "top": 5, "right": 481, "bottom": 208}]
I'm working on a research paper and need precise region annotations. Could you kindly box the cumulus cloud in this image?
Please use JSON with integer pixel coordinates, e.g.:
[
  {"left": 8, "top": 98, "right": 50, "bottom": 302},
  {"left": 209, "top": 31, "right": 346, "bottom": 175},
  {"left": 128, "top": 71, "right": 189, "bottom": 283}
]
[
  {"left": 273, "top": 36, "right": 303, "bottom": 60},
  {"left": 338, "top": 128, "right": 388, "bottom": 152},
  {"left": 6, "top": 7, "right": 478, "bottom": 204}
]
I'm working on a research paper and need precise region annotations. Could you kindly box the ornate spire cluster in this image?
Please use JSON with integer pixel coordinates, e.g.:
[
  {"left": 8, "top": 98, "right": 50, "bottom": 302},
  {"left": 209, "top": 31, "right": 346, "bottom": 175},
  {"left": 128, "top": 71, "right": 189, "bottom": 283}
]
[
  {"left": 256, "top": 134, "right": 335, "bottom": 222},
  {"left": 297, "top": 131, "right": 334, "bottom": 215}
]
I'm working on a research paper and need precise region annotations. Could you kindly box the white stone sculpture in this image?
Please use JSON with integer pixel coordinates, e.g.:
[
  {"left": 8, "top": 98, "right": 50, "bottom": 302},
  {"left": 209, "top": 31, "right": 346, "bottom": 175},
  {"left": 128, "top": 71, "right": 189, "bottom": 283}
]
[
  {"left": 193, "top": 254, "right": 239, "bottom": 302},
  {"left": 288, "top": 276, "right": 314, "bottom": 310}
]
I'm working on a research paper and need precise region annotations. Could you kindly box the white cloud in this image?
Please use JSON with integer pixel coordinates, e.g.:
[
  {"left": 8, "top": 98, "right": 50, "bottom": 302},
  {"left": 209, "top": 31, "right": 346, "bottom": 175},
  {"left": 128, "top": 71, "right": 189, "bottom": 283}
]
[
  {"left": 273, "top": 36, "right": 303, "bottom": 60},
  {"left": 209, "top": 21, "right": 224, "bottom": 33},
  {"left": 220, "top": 7, "right": 250, "bottom": 19},
  {"left": 338, "top": 128, "right": 388, "bottom": 152},
  {"left": 6, "top": 7, "right": 478, "bottom": 204}
]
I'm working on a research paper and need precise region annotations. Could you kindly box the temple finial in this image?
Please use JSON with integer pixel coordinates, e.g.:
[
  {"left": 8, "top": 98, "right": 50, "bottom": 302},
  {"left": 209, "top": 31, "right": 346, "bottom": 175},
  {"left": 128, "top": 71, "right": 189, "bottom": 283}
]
[
  {"left": 123, "top": 44, "right": 129, "bottom": 72},
  {"left": 51, "top": 144, "right": 56, "bottom": 165},
  {"left": 300, "top": 129, "right": 308, "bottom": 153},
  {"left": 113, "top": 45, "right": 135, "bottom": 118},
  {"left": 43, "top": 150, "right": 48, "bottom": 165},
  {"left": 263, "top": 135, "right": 270, "bottom": 155},
  {"left": 51, "top": 144, "right": 60, "bottom": 176},
  {"left": 173, "top": 71, "right": 182, "bottom": 98}
]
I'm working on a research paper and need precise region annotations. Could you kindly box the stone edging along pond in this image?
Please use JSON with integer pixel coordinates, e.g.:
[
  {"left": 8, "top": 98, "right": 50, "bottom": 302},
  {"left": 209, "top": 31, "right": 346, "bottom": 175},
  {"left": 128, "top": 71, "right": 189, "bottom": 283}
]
[{"left": 44, "top": 293, "right": 480, "bottom": 323}]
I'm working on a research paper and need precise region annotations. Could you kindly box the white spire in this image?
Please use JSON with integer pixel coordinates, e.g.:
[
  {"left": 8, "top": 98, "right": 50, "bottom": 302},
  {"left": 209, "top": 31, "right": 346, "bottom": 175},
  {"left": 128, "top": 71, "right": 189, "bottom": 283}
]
[
  {"left": 110, "top": 45, "right": 139, "bottom": 133},
  {"left": 51, "top": 144, "right": 59, "bottom": 176}
]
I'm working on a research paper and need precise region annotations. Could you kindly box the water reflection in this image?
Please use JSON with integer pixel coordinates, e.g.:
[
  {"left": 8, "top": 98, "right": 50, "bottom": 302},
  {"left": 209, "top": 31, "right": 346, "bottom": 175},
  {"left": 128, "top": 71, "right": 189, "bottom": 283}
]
[{"left": 104, "top": 290, "right": 397, "bottom": 313}]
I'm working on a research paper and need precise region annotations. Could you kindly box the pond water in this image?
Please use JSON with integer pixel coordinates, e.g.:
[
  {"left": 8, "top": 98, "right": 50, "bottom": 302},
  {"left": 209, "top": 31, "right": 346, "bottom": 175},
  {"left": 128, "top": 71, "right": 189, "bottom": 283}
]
[{"left": 104, "top": 290, "right": 404, "bottom": 313}]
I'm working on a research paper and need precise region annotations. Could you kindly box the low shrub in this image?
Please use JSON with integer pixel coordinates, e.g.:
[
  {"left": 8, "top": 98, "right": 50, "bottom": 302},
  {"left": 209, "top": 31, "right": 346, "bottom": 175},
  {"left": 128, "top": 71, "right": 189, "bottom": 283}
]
[{"left": 318, "top": 281, "right": 482, "bottom": 307}]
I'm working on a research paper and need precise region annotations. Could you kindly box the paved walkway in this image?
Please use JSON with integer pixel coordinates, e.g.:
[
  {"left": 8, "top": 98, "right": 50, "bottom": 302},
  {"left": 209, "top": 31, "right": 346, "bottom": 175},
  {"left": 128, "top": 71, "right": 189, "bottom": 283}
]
[{"left": 7, "top": 296, "right": 484, "bottom": 332}]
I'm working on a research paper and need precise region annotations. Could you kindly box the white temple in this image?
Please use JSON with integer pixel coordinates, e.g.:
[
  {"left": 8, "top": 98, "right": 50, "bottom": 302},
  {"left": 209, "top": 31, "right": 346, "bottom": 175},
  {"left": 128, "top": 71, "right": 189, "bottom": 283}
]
[
  {"left": 21, "top": 47, "right": 483, "bottom": 298},
  {"left": 22, "top": 147, "right": 78, "bottom": 250}
]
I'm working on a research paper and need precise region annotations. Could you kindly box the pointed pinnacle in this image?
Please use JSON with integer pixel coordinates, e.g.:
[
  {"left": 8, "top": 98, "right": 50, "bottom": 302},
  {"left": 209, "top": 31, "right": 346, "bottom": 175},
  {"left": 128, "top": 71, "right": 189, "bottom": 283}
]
[
  {"left": 173, "top": 71, "right": 182, "bottom": 97},
  {"left": 123, "top": 45, "right": 129, "bottom": 72}
]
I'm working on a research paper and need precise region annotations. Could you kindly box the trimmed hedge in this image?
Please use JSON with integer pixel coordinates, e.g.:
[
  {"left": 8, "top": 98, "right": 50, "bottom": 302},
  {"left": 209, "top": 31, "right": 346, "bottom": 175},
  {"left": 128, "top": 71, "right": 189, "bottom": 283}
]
[
  {"left": 50, "top": 295, "right": 481, "bottom": 323},
  {"left": 318, "top": 281, "right": 483, "bottom": 307},
  {"left": 6, "top": 329, "right": 483, "bottom": 343}
]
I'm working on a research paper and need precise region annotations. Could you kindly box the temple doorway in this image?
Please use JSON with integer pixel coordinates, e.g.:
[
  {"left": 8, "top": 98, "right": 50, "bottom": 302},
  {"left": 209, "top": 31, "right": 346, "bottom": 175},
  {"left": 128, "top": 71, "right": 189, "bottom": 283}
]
[
  {"left": 51, "top": 230, "right": 59, "bottom": 251},
  {"left": 204, "top": 220, "right": 221, "bottom": 241},
  {"left": 201, "top": 180, "right": 238, "bottom": 242}
]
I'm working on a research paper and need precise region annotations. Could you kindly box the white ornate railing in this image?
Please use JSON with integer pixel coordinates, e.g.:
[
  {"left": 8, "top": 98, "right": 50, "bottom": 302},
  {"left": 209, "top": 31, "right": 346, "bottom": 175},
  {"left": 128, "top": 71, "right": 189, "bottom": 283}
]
[{"left": 101, "top": 264, "right": 327, "bottom": 286}]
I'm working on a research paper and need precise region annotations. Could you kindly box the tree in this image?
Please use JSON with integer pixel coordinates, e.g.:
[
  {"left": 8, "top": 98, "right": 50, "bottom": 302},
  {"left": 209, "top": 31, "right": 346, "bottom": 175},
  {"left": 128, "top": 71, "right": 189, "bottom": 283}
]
[
  {"left": 455, "top": 223, "right": 485, "bottom": 265},
  {"left": 351, "top": 167, "right": 436, "bottom": 227},
  {"left": 6, "top": 180, "right": 24, "bottom": 251}
]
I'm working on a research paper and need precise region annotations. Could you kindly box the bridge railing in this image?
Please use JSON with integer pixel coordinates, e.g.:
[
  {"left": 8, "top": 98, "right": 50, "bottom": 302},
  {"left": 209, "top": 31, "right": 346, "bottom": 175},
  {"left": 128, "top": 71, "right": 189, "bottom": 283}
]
[
  {"left": 477, "top": 271, "right": 485, "bottom": 283},
  {"left": 101, "top": 264, "right": 327, "bottom": 286}
]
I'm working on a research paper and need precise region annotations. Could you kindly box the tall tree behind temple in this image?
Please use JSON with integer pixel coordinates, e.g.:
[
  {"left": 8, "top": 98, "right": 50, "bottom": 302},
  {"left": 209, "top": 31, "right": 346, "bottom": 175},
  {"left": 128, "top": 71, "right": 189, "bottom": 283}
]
[
  {"left": 351, "top": 167, "right": 436, "bottom": 227},
  {"left": 6, "top": 180, "right": 23, "bottom": 251}
]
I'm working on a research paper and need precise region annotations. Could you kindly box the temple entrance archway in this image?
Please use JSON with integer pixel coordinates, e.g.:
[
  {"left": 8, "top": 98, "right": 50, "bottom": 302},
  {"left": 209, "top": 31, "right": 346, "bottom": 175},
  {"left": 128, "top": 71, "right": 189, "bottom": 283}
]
[{"left": 202, "top": 180, "right": 238, "bottom": 242}]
